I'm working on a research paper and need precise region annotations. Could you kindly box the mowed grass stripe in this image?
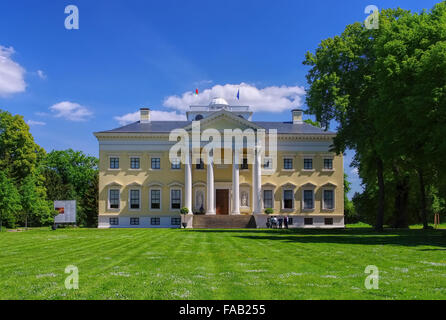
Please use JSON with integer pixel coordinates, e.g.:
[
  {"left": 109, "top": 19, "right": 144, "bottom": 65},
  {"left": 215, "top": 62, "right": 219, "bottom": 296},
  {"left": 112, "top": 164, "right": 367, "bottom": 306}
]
[
  {"left": 0, "top": 229, "right": 153, "bottom": 299},
  {"left": 0, "top": 227, "right": 445, "bottom": 299},
  {"left": 0, "top": 229, "right": 148, "bottom": 271}
]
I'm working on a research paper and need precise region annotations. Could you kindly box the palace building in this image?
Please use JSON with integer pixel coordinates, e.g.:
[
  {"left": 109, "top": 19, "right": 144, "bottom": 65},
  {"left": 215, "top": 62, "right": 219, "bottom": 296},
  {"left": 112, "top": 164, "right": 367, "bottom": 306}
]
[{"left": 94, "top": 98, "right": 344, "bottom": 228}]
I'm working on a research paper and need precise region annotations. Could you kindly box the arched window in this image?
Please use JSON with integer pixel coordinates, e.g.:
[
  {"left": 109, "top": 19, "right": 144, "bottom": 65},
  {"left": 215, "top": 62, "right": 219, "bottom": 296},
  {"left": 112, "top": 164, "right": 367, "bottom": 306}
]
[{"left": 195, "top": 114, "right": 204, "bottom": 120}]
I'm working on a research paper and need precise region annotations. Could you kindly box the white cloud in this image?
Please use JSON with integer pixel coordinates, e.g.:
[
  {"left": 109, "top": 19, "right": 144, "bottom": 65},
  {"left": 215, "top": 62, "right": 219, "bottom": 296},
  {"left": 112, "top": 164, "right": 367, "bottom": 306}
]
[
  {"left": 163, "top": 83, "right": 306, "bottom": 113},
  {"left": 49, "top": 101, "right": 93, "bottom": 122},
  {"left": 37, "top": 70, "right": 46, "bottom": 79},
  {"left": 114, "top": 110, "right": 186, "bottom": 126},
  {"left": 27, "top": 120, "right": 46, "bottom": 126},
  {"left": 0, "top": 46, "right": 26, "bottom": 97}
]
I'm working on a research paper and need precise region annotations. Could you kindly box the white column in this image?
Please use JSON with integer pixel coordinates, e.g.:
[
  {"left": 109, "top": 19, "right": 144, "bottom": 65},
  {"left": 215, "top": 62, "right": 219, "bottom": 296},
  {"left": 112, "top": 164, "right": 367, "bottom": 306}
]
[
  {"left": 253, "top": 146, "right": 262, "bottom": 214},
  {"left": 206, "top": 157, "right": 215, "bottom": 215},
  {"left": 232, "top": 150, "right": 240, "bottom": 215},
  {"left": 185, "top": 152, "right": 192, "bottom": 214}
]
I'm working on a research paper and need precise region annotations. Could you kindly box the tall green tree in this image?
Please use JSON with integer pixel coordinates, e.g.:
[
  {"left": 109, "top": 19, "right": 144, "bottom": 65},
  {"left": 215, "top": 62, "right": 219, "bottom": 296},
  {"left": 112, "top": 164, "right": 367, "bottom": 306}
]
[
  {"left": 0, "top": 172, "right": 22, "bottom": 230},
  {"left": 0, "top": 110, "right": 45, "bottom": 181},
  {"left": 304, "top": 19, "right": 386, "bottom": 230},
  {"left": 372, "top": 3, "right": 446, "bottom": 228},
  {"left": 80, "top": 172, "right": 99, "bottom": 227},
  {"left": 42, "top": 149, "right": 98, "bottom": 226},
  {"left": 20, "top": 174, "right": 55, "bottom": 227},
  {"left": 303, "top": 2, "right": 446, "bottom": 230},
  {"left": 343, "top": 173, "right": 357, "bottom": 223}
]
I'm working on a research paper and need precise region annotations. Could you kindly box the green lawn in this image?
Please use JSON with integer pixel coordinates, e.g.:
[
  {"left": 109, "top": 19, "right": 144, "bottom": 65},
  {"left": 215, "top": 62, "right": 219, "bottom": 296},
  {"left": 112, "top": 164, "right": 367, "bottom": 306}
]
[{"left": 0, "top": 226, "right": 445, "bottom": 300}]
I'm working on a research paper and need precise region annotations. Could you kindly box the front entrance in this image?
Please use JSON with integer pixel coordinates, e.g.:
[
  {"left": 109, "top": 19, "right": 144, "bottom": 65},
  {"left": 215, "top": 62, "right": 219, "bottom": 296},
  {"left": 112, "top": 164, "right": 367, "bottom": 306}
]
[{"left": 216, "top": 189, "right": 229, "bottom": 215}]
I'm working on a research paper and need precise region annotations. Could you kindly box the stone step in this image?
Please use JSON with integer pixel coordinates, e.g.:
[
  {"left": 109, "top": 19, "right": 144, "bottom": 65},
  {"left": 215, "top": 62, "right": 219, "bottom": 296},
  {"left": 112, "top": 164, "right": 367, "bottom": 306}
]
[{"left": 192, "top": 215, "right": 257, "bottom": 229}]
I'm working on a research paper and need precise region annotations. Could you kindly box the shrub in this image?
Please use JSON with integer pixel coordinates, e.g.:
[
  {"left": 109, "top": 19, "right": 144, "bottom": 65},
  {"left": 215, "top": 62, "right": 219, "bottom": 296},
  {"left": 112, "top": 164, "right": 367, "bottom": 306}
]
[{"left": 264, "top": 208, "right": 274, "bottom": 214}]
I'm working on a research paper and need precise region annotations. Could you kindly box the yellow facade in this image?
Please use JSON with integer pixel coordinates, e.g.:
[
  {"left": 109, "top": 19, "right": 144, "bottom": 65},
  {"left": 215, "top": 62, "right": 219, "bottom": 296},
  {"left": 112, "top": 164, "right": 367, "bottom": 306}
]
[
  {"left": 98, "top": 150, "right": 343, "bottom": 217},
  {"left": 95, "top": 106, "right": 344, "bottom": 228}
]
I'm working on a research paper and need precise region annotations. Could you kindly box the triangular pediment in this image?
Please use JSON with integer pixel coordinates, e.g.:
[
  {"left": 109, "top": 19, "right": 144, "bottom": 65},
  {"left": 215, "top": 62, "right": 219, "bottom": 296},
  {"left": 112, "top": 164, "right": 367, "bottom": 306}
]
[{"left": 184, "top": 110, "right": 263, "bottom": 132}]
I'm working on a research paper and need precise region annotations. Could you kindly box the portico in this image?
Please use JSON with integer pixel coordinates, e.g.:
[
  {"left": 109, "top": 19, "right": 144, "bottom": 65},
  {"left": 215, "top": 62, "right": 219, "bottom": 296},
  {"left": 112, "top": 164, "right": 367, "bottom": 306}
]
[{"left": 184, "top": 147, "right": 262, "bottom": 216}]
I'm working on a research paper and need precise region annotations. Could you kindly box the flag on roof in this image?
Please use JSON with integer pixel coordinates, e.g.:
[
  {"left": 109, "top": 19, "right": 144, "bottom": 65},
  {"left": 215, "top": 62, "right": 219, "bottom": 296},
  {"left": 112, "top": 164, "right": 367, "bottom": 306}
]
[
  {"left": 236, "top": 89, "right": 240, "bottom": 100},
  {"left": 195, "top": 89, "right": 199, "bottom": 95}
]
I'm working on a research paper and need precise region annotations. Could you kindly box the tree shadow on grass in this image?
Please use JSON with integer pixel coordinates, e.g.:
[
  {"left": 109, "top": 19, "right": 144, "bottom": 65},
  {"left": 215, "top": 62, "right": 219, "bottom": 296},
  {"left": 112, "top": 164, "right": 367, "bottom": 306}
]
[{"left": 185, "top": 228, "right": 446, "bottom": 248}]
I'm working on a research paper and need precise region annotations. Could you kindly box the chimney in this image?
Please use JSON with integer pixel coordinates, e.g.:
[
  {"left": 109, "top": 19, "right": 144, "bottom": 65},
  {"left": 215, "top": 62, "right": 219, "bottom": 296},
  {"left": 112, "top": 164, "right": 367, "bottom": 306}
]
[
  {"left": 140, "top": 108, "right": 150, "bottom": 123},
  {"left": 292, "top": 109, "right": 303, "bottom": 124}
]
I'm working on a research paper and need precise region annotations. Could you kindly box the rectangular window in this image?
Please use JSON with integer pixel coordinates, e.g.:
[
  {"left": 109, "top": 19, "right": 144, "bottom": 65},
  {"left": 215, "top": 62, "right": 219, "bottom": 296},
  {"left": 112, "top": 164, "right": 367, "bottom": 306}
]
[
  {"left": 109, "top": 217, "right": 119, "bottom": 225},
  {"left": 304, "top": 218, "right": 313, "bottom": 225},
  {"left": 241, "top": 158, "right": 248, "bottom": 170},
  {"left": 110, "top": 157, "right": 119, "bottom": 169},
  {"left": 196, "top": 159, "right": 204, "bottom": 170},
  {"left": 130, "top": 157, "right": 140, "bottom": 169},
  {"left": 171, "top": 217, "right": 181, "bottom": 225},
  {"left": 151, "top": 158, "right": 160, "bottom": 169},
  {"left": 263, "top": 190, "right": 273, "bottom": 209},
  {"left": 171, "top": 189, "right": 181, "bottom": 209},
  {"left": 150, "top": 190, "right": 161, "bottom": 209},
  {"left": 109, "top": 189, "right": 120, "bottom": 209},
  {"left": 304, "top": 158, "right": 313, "bottom": 170},
  {"left": 303, "top": 190, "right": 314, "bottom": 210},
  {"left": 171, "top": 159, "right": 181, "bottom": 170},
  {"left": 284, "top": 158, "right": 293, "bottom": 170},
  {"left": 283, "top": 190, "right": 294, "bottom": 209},
  {"left": 263, "top": 157, "right": 273, "bottom": 170},
  {"left": 130, "top": 217, "right": 140, "bottom": 225},
  {"left": 323, "top": 190, "right": 334, "bottom": 210},
  {"left": 325, "top": 218, "right": 334, "bottom": 225},
  {"left": 151, "top": 217, "right": 160, "bottom": 225},
  {"left": 130, "top": 190, "right": 140, "bottom": 209},
  {"left": 288, "top": 217, "right": 294, "bottom": 225},
  {"left": 324, "top": 158, "right": 333, "bottom": 170}
]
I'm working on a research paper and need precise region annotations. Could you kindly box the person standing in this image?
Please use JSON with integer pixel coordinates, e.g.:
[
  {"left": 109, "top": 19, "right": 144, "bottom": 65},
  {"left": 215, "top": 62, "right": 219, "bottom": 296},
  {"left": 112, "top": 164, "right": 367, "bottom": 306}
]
[
  {"left": 284, "top": 216, "right": 289, "bottom": 229},
  {"left": 278, "top": 217, "right": 283, "bottom": 229},
  {"left": 271, "top": 216, "right": 277, "bottom": 229}
]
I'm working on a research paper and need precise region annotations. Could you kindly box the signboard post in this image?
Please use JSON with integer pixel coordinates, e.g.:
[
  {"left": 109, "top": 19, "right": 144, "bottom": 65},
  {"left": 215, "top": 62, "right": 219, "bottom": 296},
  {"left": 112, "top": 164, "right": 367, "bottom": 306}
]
[{"left": 54, "top": 200, "right": 77, "bottom": 227}]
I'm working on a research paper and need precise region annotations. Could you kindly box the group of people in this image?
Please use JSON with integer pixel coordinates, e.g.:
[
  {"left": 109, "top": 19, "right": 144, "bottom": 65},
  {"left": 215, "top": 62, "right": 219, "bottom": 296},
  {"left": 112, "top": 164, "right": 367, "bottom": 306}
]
[{"left": 266, "top": 216, "right": 290, "bottom": 229}]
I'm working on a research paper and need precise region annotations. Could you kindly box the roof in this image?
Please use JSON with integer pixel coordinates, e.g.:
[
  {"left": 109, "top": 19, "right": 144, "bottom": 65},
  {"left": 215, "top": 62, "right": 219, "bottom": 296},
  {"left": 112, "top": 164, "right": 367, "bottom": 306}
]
[{"left": 95, "top": 120, "right": 335, "bottom": 135}]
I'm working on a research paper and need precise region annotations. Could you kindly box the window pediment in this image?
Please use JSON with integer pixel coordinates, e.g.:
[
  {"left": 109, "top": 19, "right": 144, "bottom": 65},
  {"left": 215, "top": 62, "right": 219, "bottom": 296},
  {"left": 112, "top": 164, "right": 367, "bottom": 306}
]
[{"left": 301, "top": 182, "right": 317, "bottom": 189}]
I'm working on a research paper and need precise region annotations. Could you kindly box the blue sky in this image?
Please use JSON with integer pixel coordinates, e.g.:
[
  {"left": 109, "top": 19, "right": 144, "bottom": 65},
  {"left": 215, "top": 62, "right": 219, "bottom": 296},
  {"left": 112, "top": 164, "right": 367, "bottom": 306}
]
[{"left": 0, "top": 0, "right": 441, "bottom": 198}]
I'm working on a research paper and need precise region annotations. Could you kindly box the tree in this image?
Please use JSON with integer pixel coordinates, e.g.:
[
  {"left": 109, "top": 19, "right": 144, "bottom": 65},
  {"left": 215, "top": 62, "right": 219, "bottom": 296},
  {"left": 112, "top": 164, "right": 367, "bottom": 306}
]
[
  {"left": 20, "top": 174, "right": 55, "bottom": 227},
  {"left": 303, "top": 3, "right": 446, "bottom": 230},
  {"left": 372, "top": 3, "right": 446, "bottom": 228},
  {"left": 304, "top": 20, "right": 386, "bottom": 230},
  {"left": 344, "top": 174, "right": 357, "bottom": 223},
  {"left": 303, "top": 118, "right": 322, "bottom": 128},
  {"left": 0, "top": 172, "right": 22, "bottom": 230},
  {"left": 42, "top": 149, "right": 98, "bottom": 226},
  {"left": 79, "top": 172, "right": 98, "bottom": 227},
  {"left": 0, "top": 110, "right": 45, "bottom": 181}
]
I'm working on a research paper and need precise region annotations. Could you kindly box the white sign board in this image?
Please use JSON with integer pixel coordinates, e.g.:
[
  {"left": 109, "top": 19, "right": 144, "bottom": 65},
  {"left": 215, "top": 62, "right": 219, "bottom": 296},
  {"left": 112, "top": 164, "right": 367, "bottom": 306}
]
[{"left": 54, "top": 200, "right": 77, "bottom": 224}]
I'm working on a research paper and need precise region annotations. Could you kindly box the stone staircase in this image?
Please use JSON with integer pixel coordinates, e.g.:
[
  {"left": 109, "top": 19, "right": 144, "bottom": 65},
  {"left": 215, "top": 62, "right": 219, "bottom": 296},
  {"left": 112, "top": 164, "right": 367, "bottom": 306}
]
[{"left": 192, "top": 215, "right": 257, "bottom": 229}]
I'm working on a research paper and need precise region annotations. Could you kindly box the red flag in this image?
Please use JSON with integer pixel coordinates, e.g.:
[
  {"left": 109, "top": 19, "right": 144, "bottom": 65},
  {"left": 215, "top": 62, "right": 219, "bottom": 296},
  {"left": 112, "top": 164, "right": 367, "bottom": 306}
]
[{"left": 195, "top": 89, "right": 199, "bottom": 95}]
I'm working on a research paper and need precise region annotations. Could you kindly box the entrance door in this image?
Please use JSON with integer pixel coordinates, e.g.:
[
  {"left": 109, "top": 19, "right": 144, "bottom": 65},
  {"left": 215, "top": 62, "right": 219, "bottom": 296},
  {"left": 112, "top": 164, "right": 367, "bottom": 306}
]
[{"left": 216, "top": 189, "right": 229, "bottom": 215}]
